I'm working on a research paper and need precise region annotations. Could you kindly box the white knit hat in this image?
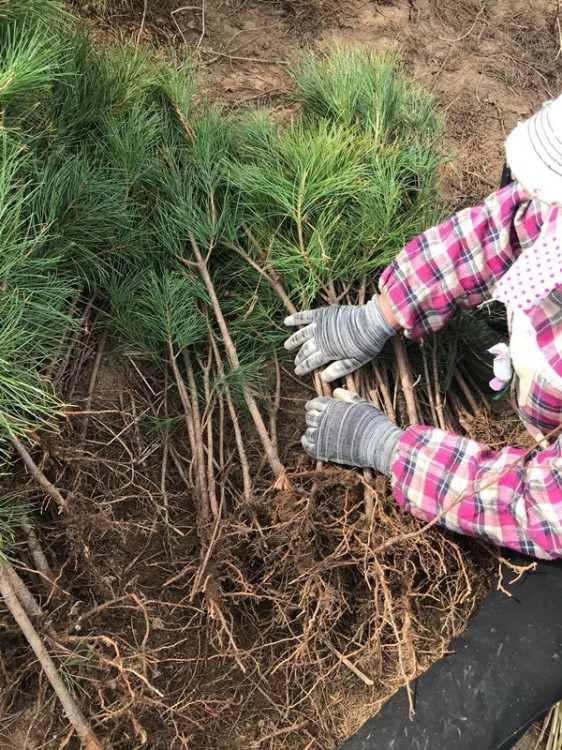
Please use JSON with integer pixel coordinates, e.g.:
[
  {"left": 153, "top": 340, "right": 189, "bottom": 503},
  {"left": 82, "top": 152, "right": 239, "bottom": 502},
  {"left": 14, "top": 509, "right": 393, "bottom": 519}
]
[{"left": 505, "top": 94, "right": 562, "bottom": 207}]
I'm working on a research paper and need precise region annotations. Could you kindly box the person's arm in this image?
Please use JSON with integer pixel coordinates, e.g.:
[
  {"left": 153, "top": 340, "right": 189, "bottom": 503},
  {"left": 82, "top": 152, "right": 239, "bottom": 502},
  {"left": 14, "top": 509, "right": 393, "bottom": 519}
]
[
  {"left": 284, "top": 183, "right": 544, "bottom": 380},
  {"left": 379, "top": 181, "right": 545, "bottom": 339},
  {"left": 391, "top": 426, "right": 562, "bottom": 560},
  {"left": 301, "top": 386, "right": 562, "bottom": 559}
]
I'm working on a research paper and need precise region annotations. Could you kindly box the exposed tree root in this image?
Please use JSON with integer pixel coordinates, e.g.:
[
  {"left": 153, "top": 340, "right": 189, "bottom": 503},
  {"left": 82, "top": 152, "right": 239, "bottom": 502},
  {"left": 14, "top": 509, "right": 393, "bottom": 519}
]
[{"left": 0, "top": 304, "right": 510, "bottom": 749}]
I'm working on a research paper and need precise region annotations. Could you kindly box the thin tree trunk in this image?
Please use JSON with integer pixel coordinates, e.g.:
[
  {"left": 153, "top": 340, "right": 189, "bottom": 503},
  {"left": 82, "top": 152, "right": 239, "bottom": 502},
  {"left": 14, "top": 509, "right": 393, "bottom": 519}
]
[
  {"left": 186, "top": 234, "right": 290, "bottom": 488},
  {"left": 207, "top": 326, "right": 253, "bottom": 502},
  {"left": 0, "top": 560, "right": 103, "bottom": 750},
  {"left": 11, "top": 435, "right": 68, "bottom": 511},
  {"left": 166, "top": 335, "right": 210, "bottom": 523},
  {"left": 391, "top": 337, "right": 418, "bottom": 425}
]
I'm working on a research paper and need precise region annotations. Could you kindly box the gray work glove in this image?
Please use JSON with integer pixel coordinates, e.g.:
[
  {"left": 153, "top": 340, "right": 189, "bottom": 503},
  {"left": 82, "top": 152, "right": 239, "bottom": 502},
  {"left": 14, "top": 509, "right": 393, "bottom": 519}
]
[
  {"left": 284, "top": 295, "right": 396, "bottom": 382},
  {"left": 302, "top": 388, "right": 403, "bottom": 477}
]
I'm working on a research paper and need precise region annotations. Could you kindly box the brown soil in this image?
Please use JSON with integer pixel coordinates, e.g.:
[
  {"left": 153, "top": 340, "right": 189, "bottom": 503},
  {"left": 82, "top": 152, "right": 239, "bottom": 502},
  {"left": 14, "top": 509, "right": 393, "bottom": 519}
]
[{"left": 3, "top": 1, "right": 562, "bottom": 749}]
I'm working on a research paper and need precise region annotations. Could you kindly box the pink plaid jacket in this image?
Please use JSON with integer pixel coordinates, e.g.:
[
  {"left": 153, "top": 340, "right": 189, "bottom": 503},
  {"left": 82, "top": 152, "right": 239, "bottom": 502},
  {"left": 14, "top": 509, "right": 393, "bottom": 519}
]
[{"left": 379, "top": 181, "right": 562, "bottom": 559}]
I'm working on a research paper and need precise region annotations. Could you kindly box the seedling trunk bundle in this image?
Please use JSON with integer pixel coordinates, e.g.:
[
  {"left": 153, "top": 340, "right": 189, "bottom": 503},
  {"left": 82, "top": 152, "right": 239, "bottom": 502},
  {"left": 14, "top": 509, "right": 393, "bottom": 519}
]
[{"left": 0, "top": 3, "right": 500, "bottom": 748}]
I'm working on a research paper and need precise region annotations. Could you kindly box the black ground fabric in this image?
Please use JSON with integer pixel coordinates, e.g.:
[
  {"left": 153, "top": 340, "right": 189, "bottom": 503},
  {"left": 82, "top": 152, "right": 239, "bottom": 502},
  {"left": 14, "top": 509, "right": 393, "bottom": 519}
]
[{"left": 338, "top": 553, "right": 562, "bottom": 750}]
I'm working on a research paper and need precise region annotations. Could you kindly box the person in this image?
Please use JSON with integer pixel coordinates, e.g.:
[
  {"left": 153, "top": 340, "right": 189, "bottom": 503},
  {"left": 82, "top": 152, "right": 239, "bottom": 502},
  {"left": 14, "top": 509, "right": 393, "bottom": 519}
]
[{"left": 284, "top": 95, "right": 562, "bottom": 749}]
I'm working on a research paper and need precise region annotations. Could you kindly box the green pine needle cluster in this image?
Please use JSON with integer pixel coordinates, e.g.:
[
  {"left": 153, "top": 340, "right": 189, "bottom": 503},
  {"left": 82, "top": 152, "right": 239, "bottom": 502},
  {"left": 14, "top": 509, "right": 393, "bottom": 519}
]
[
  {"left": 1, "top": 0, "right": 495, "bottom": 509},
  {"left": 0, "top": 4, "right": 199, "bottom": 468}
]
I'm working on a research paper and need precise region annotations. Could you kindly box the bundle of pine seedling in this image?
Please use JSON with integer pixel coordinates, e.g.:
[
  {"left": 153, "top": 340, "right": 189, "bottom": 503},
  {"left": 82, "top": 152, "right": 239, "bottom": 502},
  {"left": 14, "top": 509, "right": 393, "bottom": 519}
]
[
  {"left": 106, "top": 45, "right": 494, "bottom": 499},
  {"left": 0, "top": 3, "right": 499, "bottom": 747},
  {"left": 94, "top": 41, "right": 494, "bottom": 747}
]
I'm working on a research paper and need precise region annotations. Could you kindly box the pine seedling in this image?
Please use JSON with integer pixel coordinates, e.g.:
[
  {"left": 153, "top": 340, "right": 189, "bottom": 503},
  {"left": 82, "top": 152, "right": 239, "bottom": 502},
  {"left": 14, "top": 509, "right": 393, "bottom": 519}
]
[
  {"left": 107, "top": 268, "right": 207, "bottom": 360},
  {"left": 106, "top": 263, "right": 218, "bottom": 519},
  {"left": 0, "top": 0, "right": 69, "bottom": 41},
  {"left": 0, "top": 22, "right": 69, "bottom": 111},
  {"left": 0, "top": 134, "right": 37, "bottom": 275},
  {"left": 0, "top": 0, "right": 69, "bottom": 26},
  {"left": 230, "top": 117, "right": 373, "bottom": 308},
  {"left": 285, "top": 46, "right": 445, "bottom": 257},
  {"left": 96, "top": 100, "right": 168, "bottom": 188},
  {"left": 222, "top": 48, "right": 454, "bottom": 432},
  {"left": 0, "top": 289, "right": 69, "bottom": 451},
  {"left": 288, "top": 46, "right": 442, "bottom": 141},
  {"left": 0, "top": 130, "right": 73, "bottom": 453},
  {"left": 139, "top": 106, "right": 292, "bottom": 487},
  {"left": 152, "top": 54, "right": 197, "bottom": 142},
  {"left": 0, "top": 11, "right": 132, "bottom": 467},
  {"left": 26, "top": 152, "right": 119, "bottom": 285},
  {"left": 32, "top": 32, "right": 161, "bottom": 151}
]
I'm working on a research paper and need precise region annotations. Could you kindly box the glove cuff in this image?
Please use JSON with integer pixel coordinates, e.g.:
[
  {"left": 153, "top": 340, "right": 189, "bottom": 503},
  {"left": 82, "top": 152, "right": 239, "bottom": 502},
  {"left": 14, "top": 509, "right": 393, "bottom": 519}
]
[
  {"left": 375, "top": 426, "right": 402, "bottom": 477},
  {"left": 364, "top": 295, "right": 397, "bottom": 348},
  {"left": 360, "top": 411, "right": 403, "bottom": 476}
]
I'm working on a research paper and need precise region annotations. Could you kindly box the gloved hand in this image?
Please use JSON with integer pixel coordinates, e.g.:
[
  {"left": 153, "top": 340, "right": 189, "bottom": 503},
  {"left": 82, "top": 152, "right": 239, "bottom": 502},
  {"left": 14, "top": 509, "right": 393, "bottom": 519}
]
[
  {"left": 284, "top": 295, "right": 396, "bottom": 382},
  {"left": 302, "top": 388, "right": 403, "bottom": 477}
]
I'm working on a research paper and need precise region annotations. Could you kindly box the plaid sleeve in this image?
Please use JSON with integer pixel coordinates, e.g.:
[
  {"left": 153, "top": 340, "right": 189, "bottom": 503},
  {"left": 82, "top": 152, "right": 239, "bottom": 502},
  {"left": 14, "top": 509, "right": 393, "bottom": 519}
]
[
  {"left": 379, "top": 181, "right": 540, "bottom": 339},
  {"left": 391, "top": 427, "right": 562, "bottom": 560}
]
